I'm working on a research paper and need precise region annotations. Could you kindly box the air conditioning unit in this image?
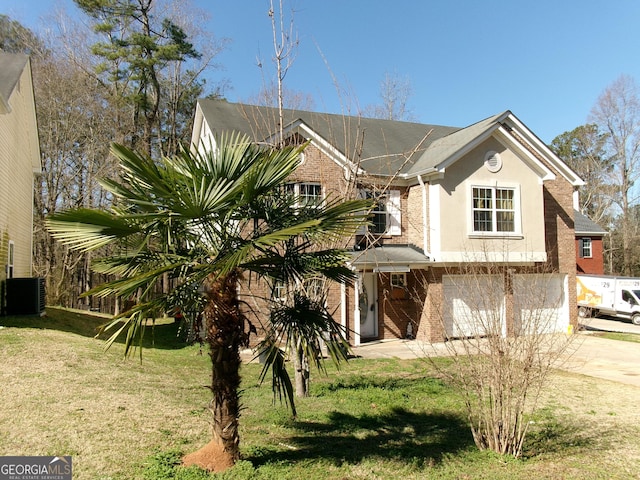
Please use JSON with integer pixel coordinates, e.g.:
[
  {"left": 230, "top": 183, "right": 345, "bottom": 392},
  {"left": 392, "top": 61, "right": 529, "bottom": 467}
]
[{"left": 5, "top": 277, "right": 45, "bottom": 315}]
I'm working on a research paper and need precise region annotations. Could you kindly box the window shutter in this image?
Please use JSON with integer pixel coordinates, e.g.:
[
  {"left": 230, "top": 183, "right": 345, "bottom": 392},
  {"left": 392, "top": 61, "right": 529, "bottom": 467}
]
[
  {"left": 578, "top": 238, "right": 584, "bottom": 258},
  {"left": 387, "top": 190, "right": 401, "bottom": 236}
]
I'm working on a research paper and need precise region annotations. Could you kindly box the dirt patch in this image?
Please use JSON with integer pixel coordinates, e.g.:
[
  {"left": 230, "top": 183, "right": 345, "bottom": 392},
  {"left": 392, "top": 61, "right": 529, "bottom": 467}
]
[{"left": 182, "top": 440, "right": 235, "bottom": 473}]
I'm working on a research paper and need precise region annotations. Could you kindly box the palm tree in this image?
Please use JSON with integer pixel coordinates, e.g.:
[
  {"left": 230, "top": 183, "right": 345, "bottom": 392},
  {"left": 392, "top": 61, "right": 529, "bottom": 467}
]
[{"left": 46, "top": 132, "right": 371, "bottom": 467}]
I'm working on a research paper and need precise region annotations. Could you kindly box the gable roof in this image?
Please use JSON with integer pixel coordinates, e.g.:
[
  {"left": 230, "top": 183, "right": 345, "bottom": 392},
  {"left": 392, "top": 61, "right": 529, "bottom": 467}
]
[
  {"left": 195, "top": 99, "right": 583, "bottom": 186},
  {"left": 574, "top": 211, "right": 608, "bottom": 236},
  {"left": 0, "top": 52, "right": 29, "bottom": 114}
]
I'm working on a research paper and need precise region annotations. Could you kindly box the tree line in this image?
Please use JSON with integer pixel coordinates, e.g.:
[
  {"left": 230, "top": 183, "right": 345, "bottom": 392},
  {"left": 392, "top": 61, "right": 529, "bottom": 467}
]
[
  {"left": 2, "top": 0, "right": 420, "bottom": 311},
  {"left": 1, "top": 0, "right": 225, "bottom": 310},
  {"left": 550, "top": 74, "right": 640, "bottom": 277}
]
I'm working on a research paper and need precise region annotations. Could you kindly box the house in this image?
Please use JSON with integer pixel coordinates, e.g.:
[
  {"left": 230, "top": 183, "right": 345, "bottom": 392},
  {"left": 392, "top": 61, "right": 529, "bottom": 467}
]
[
  {"left": 574, "top": 210, "right": 607, "bottom": 275},
  {"left": 191, "top": 99, "right": 583, "bottom": 345},
  {"left": 0, "top": 53, "right": 41, "bottom": 287}
]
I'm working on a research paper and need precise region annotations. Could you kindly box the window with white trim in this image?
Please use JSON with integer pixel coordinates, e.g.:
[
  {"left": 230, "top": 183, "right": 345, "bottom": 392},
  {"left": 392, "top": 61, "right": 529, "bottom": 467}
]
[
  {"left": 286, "top": 182, "right": 323, "bottom": 207},
  {"left": 579, "top": 237, "right": 592, "bottom": 258},
  {"left": 271, "top": 280, "right": 287, "bottom": 302},
  {"left": 303, "top": 277, "right": 325, "bottom": 302},
  {"left": 471, "top": 186, "right": 517, "bottom": 234},
  {"left": 7, "top": 240, "right": 14, "bottom": 278},
  {"left": 390, "top": 273, "right": 406, "bottom": 288},
  {"left": 359, "top": 189, "right": 401, "bottom": 236}
]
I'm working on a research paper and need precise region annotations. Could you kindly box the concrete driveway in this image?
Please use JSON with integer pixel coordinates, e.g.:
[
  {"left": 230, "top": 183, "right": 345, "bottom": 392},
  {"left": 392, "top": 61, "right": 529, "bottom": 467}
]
[
  {"left": 352, "top": 326, "right": 640, "bottom": 388},
  {"left": 580, "top": 315, "right": 640, "bottom": 334}
]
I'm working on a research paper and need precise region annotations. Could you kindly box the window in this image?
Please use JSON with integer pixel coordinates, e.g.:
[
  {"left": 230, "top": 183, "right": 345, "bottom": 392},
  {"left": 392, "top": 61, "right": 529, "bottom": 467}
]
[
  {"left": 272, "top": 280, "right": 286, "bottom": 302},
  {"left": 286, "top": 182, "right": 322, "bottom": 207},
  {"left": 622, "top": 290, "right": 638, "bottom": 305},
  {"left": 369, "top": 192, "right": 388, "bottom": 234},
  {"left": 7, "top": 241, "right": 14, "bottom": 279},
  {"left": 360, "top": 189, "right": 401, "bottom": 235},
  {"left": 472, "top": 186, "right": 517, "bottom": 234},
  {"left": 390, "top": 273, "right": 406, "bottom": 288},
  {"left": 579, "top": 237, "right": 592, "bottom": 258},
  {"left": 303, "top": 277, "right": 325, "bottom": 302}
]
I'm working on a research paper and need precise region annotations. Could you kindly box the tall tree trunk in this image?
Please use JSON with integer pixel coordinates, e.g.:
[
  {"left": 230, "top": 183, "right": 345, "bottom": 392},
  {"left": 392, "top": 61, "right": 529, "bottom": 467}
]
[{"left": 203, "top": 269, "right": 244, "bottom": 463}]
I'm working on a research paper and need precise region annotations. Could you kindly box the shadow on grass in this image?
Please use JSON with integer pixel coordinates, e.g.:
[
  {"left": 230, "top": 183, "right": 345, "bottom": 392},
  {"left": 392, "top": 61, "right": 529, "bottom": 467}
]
[
  {"left": 0, "top": 306, "right": 190, "bottom": 350},
  {"left": 524, "top": 409, "right": 602, "bottom": 458},
  {"left": 247, "top": 406, "right": 473, "bottom": 468}
]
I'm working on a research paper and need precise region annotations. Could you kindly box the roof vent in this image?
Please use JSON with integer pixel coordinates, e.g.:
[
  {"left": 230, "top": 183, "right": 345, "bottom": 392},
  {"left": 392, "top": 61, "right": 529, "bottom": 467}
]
[{"left": 484, "top": 151, "right": 502, "bottom": 173}]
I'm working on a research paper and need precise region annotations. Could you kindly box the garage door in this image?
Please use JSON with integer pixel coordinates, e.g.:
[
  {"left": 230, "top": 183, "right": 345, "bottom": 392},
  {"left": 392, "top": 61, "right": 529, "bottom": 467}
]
[
  {"left": 513, "top": 274, "right": 568, "bottom": 334},
  {"left": 443, "top": 275, "right": 505, "bottom": 338}
]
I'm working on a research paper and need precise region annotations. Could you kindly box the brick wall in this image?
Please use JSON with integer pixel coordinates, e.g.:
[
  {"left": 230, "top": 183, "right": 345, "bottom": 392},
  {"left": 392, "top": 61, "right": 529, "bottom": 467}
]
[
  {"left": 406, "top": 185, "right": 424, "bottom": 250},
  {"left": 576, "top": 236, "right": 605, "bottom": 275}
]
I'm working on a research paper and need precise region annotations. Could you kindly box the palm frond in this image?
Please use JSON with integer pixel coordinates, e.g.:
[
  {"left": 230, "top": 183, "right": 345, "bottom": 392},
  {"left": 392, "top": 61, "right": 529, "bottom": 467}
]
[
  {"left": 255, "top": 334, "right": 297, "bottom": 417},
  {"left": 46, "top": 209, "right": 139, "bottom": 252}
]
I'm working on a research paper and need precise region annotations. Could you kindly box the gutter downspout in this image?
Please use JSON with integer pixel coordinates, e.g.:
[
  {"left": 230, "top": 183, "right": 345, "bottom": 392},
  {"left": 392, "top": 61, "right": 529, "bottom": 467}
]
[{"left": 417, "top": 175, "right": 429, "bottom": 257}]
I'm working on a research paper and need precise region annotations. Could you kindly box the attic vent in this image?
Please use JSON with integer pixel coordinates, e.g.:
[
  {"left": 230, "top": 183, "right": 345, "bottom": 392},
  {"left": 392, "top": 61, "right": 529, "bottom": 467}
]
[{"left": 484, "top": 151, "right": 502, "bottom": 173}]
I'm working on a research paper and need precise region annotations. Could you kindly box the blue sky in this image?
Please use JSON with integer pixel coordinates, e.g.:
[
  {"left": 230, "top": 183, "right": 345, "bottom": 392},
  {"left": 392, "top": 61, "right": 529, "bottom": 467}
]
[{"left": 3, "top": 0, "right": 640, "bottom": 143}]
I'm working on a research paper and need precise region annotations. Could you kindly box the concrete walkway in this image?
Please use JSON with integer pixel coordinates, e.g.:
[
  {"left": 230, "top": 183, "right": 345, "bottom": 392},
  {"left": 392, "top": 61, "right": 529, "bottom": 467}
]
[{"left": 351, "top": 331, "right": 640, "bottom": 388}]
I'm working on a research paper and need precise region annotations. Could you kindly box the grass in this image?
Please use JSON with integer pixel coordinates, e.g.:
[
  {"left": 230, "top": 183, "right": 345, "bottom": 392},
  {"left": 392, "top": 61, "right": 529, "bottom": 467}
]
[
  {"left": 1, "top": 307, "right": 640, "bottom": 479},
  {"left": 591, "top": 331, "right": 640, "bottom": 343}
]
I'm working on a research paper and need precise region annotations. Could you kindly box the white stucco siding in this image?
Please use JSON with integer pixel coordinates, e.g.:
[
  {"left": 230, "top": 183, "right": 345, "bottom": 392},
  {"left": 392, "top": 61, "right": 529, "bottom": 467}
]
[{"left": 434, "top": 137, "right": 547, "bottom": 263}]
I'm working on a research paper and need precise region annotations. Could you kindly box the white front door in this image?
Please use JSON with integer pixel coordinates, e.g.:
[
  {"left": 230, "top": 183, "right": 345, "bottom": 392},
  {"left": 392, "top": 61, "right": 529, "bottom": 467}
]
[{"left": 359, "top": 273, "right": 378, "bottom": 338}]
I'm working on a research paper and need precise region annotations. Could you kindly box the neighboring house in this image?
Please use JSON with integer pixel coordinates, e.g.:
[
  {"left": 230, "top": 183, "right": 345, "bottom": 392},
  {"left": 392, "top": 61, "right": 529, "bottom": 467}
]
[
  {"left": 0, "top": 52, "right": 41, "bottom": 285},
  {"left": 574, "top": 210, "right": 607, "bottom": 275},
  {"left": 192, "top": 100, "right": 583, "bottom": 345}
]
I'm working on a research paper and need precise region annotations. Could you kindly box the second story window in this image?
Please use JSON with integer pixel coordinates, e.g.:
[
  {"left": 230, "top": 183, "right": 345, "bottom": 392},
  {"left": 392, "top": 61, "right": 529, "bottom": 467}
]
[
  {"left": 286, "top": 182, "right": 323, "bottom": 207},
  {"left": 359, "top": 189, "right": 401, "bottom": 236},
  {"left": 579, "top": 237, "right": 592, "bottom": 258},
  {"left": 369, "top": 192, "right": 388, "bottom": 234},
  {"left": 471, "top": 186, "right": 518, "bottom": 234}
]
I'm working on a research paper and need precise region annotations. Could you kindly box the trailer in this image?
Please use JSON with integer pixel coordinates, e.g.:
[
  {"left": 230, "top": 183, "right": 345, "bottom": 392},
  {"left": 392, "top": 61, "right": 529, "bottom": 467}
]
[{"left": 577, "top": 274, "right": 640, "bottom": 325}]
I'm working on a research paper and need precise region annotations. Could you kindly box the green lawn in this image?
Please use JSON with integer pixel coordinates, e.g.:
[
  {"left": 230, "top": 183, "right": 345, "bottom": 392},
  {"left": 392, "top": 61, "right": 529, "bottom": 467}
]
[
  {"left": 591, "top": 331, "right": 640, "bottom": 343},
  {"left": 1, "top": 307, "right": 639, "bottom": 479}
]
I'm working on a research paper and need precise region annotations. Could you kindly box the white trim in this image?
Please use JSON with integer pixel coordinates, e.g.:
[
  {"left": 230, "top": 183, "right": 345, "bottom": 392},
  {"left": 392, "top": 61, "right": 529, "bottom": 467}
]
[
  {"left": 387, "top": 189, "right": 401, "bottom": 236},
  {"left": 437, "top": 251, "right": 548, "bottom": 263},
  {"left": 276, "top": 121, "right": 363, "bottom": 175},
  {"left": 504, "top": 114, "right": 584, "bottom": 186},
  {"left": 580, "top": 237, "right": 593, "bottom": 258},
  {"left": 495, "top": 127, "right": 555, "bottom": 181},
  {"left": 429, "top": 182, "right": 441, "bottom": 261},
  {"left": 340, "top": 283, "right": 347, "bottom": 335},
  {"left": 417, "top": 175, "right": 429, "bottom": 254},
  {"left": 374, "top": 265, "right": 410, "bottom": 273},
  {"left": 7, "top": 240, "right": 15, "bottom": 279},
  {"left": 468, "top": 182, "right": 522, "bottom": 237},
  {"left": 353, "top": 276, "right": 361, "bottom": 346},
  {"left": 390, "top": 272, "right": 407, "bottom": 288}
]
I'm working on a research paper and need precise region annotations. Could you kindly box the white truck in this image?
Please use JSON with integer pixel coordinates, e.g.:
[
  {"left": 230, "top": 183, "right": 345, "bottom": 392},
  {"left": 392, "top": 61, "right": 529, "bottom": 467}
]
[{"left": 577, "top": 274, "right": 640, "bottom": 325}]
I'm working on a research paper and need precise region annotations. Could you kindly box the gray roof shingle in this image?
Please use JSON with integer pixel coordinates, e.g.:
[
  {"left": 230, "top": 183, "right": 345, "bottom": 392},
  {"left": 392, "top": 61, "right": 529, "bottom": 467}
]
[
  {"left": 574, "top": 210, "right": 608, "bottom": 235},
  {"left": 198, "top": 99, "right": 476, "bottom": 176}
]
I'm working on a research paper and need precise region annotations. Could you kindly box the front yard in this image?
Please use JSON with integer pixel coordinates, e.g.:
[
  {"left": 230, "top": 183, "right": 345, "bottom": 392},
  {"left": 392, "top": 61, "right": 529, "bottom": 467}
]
[{"left": 1, "top": 308, "right": 639, "bottom": 479}]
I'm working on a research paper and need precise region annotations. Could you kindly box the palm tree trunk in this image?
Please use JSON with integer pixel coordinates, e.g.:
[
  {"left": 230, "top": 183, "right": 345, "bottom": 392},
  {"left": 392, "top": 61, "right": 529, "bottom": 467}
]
[
  {"left": 293, "top": 345, "right": 310, "bottom": 398},
  {"left": 203, "top": 269, "right": 244, "bottom": 463}
]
